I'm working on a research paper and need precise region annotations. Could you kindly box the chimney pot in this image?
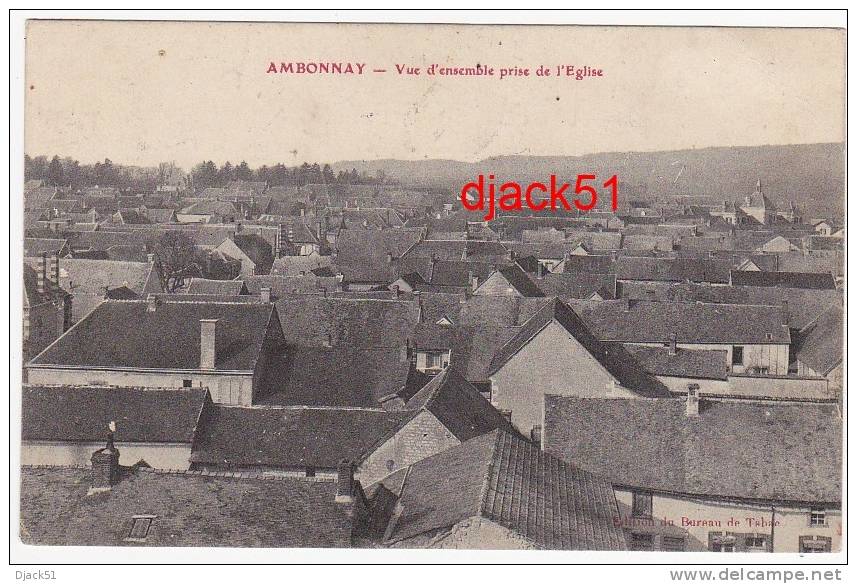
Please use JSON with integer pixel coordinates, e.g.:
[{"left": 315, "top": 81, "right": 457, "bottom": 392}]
[
  {"left": 335, "top": 459, "right": 355, "bottom": 503},
  {"left": 90, "top": 426, "right": 120, "bottom": 492},
  {"left": 260, "top": 287, "right": 271, "bottom": 303},
  {"left": 199, "top": 319, "right": 218, "bottom": 369},
  {"left": 686, "top": 384, "right": 700, "bottom": 418}
]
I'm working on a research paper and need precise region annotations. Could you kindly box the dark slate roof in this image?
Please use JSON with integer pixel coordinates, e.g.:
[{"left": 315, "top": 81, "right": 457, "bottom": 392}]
[
  {"left": 730, "top": 270, "right": 836, "bottom": 290},
  {"left": 569, "top": 299, "right": 790, "bottom": 344},
  {"left": 544, "top": 396, "right": 842, "bottom": 503},
  {"left": 274, "top": 297, "right": 419, "bottom": 348},
  {"left": 30, "top": 300, "right": 275, "bottom": 371},
  {"left": 24, "top": 237, "right": 68, "bottom": 257},
  {"left": 184, "top": 278, "right": 248, "bottom": 296},
  {"left": 402, "top": 239, "right": 467, "bottom": 261},
  {"left": 621, "top": 345, "right": 729, "bottom": 381},
  {"left": 190, "top": 405, "right": 410, "bottom": 468},
  {"left": 19, "top": 466, "right": 352, "bottom": 547},
  {"left": 258, "top": 346, "right": 411, "bottom": 407},
  {"left": 488, "top": 298, "right": 670, "bottom": 397},
  {"left": 22, "top": 386, "right": 209, "bottom": 444},
  {"left": 231, "top": 234, "right": 274, "bottom": 270},
  {"left": 619, "top": 281, "right": 841, "bottom": 330},
  {"left": 405, "top": 368, "right": 517, "bottom": 441},
  {"left": 381, "top": 429, "right": 627, "bottom": 550},
  {"left": 533, "top": 272, "right": 617, "bottom": 300},
  {"left": 428, "top": 260, "right": 494, "bottom": 288},
  {"left": 795, "top": 303, "right": 844, "bottom": 376},
  {"left": 334, "top": 229, "right": 424, "bottom": 264},
  {"left": 613, "top": 257, "right": 730, "bottom": 284},
  {"left": 556, "top": 254, "right": 615, "bottom": 274}
]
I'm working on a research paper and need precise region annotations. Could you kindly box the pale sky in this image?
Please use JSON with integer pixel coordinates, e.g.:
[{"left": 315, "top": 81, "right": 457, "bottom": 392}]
[{"left": 25, "top": 20, "right": 845, "bottom": 169}]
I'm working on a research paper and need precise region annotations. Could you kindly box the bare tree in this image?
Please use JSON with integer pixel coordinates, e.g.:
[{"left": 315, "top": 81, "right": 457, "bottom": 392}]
[{"left": 147, "top": 231, "right": 203, "bottom": 292}]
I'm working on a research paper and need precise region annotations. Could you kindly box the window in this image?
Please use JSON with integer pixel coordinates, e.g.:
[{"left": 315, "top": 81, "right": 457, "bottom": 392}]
[
  {"left": 125, "top": 515, "right": 155, "bottom": 542},
  {"left": 630, "top": 533, "right": 654, "bottom": 551},
  {"left": 745, "top": 535, "right": 768, "bottom": 552},
  {"left": 799, "top": 536, "right": 832, "bottom": 553},
  {"left": 182, "top": 379, "right": 193, "bottom": 388},
  {"left": 632, "top": 491, "right": 653, "bottom": 518},
  {"left": 810, "top": 508, "right": 826, "bottom": 527},
  {"left": 709, "top": 532, "right": 736, "bottom": 552},
  {"left": 661, "top": 536, "right": 686, "bottom": 552},
  {"left": 426, "top": 353, "right": 444, "bottom": 369},
  {"left": 418, "top": 350, "right": 450, "bottom": 372},
  {"left": 732, "top": 346, "right": 744, "bottom": 366}
]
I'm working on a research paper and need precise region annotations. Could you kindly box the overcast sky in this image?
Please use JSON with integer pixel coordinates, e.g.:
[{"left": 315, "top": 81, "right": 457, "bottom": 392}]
[{"left": 25, "top": 20, "right": 845, "bottom": 169}]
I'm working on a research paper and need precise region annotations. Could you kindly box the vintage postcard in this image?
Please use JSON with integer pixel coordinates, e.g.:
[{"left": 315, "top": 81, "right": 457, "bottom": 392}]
[{"left": 11, "top": 11, "right": 847, "bottom": 570}]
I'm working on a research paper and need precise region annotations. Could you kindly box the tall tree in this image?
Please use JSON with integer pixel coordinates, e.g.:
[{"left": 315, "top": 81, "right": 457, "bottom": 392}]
[{"left": 46, "top": 156, "right": 65, "bottom": 186}]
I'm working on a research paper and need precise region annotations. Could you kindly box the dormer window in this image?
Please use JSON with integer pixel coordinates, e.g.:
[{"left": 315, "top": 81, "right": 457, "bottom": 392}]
[{"left": 416, "top": 349, "right": 450, "bottom": 373}]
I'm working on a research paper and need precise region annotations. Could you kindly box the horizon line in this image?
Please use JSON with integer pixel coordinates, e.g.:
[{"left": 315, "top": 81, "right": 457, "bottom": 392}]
[{"left": 24, "top": 140, "right": 845, "bottom": 172}]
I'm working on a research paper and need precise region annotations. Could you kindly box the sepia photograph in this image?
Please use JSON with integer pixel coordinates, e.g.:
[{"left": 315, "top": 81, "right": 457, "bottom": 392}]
[{"left": 8, "top": 9, "right": 848, "bottom": 574}]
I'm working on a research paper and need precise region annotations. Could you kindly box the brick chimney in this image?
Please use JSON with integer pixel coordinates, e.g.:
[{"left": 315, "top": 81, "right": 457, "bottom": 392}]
[
  {"left": 90, "top": 423, "right": 120, "bottom": 493},
  {"left": 147, "top": 253, "right": 155, "bottom": 264},
  {"left": 200, "top": 319, "right": 218, "bottom": 369},
  {"left": 686, "top": 383, "right": 700, "bottom": 418},
  {"left": 37, "top": 253, "right": 47, "bottom": 297},
  {"left": 260, "top": 287, "right": 271, "bottom": 303},
  {"left": 48, "top": 253, "right": 59, "bottom": 294},
  {"left": 390, "top": 284, "right": 400, "bottom": 299},
  {"left": 146, "top": 293, "right": 159, "bottom": 312},
  {"left": 335, "top": 459, "right": 355, "bottom": 503},
  {"left": 669, "top": 333, "right": 677, "bottom": 356}
]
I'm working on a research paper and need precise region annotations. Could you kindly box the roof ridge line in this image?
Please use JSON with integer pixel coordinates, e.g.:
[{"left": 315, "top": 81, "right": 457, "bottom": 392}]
[{"left": 477, "top": 430, "right": 504, "bottom": 519}]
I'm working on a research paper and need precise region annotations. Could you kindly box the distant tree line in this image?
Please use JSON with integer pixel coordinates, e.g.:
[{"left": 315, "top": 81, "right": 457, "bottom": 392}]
[
  {"left": 25, "top": 154, "right": 386, "bottom": 193},
  {"left": 189, "top": 160, "right": 385, "bottom": 190},
  {"left": 25, "top": 155, "right": 159, "bottom": 192}
]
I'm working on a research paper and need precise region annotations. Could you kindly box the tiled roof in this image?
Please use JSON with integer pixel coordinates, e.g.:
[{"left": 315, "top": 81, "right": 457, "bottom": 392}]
[
  {"left": 613, "top": 257, "right": 730, "bottom": 284},
  {"left": 488, "top": 298, "right": 671, "bottom": 397},
  {"left": 569, "top": 299, "right": 790, "bottom": 344},
  {"left": 486, "top": 265, "right": 545, "bottom": 297},
  {"left": 274, "top": 296, "right": 419, "bottom": 348},
  {"left": 22, "top": 385, "right": 208, "bottom": 444},
  {"left": 24, "top": 238, "right": 68, "bottom": 257},
  {"left": 334, "top": 229, "right": 424, "bottom": 264},
  {"left": 30, "top": 299, "right": 275, "bottom": 371},
  {"left": 190, "top": 404, "right": 410, "bottom": 469},
  {"left": 730, "top": 270, "right": 836, "bottom": 290},
  {"left": 544, "top": 396, "right": 841, "bottom": 503},
  {"left": 428, "top": 260, "right": 494, "bottom": 288},
  {"left": 381, "top": 430, "right": 627, "bottom": 550},
  {"left": 258, "top": 345, "right": 411, "bottom": 407},
  {"left": 622, "top": 345, "right": 729, "bottom": 380},
  {"left": 533, "top": 273, "right": 617, "bottom": 300},
  {"left": 23, "top": 258, "right": 159, "bottom": 296},
  {"left": 270, "top": 254, "right": 335, "bottom": 277},
  {"left": 184, "top": 278, "right": 248, "bottom": 296},
  {"left": 795, "top": 303, "right": 844, "bottom": 376},
  {"left": 405, "top": 368, "right": 517, "bottom": 441},
  {"left": 19, "top": 466, "right": 353, "bottom": 547},
  {"left": 619, "top": 281, "right": 840, "bottom": 330}
]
